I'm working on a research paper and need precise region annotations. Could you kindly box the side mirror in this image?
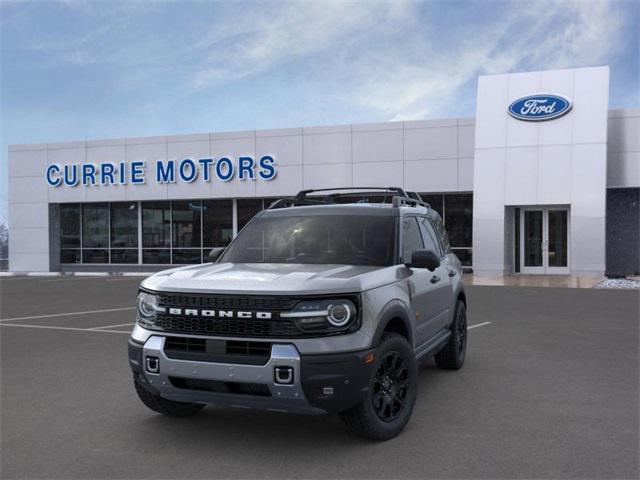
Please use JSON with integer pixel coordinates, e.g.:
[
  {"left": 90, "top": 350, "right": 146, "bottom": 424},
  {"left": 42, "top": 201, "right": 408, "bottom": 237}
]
[
  {"left": 208, "top": 247, "right": 225, "bottom": 262},
  {"left": 406, "top": 249, "right": 440, "bottom": 271}
]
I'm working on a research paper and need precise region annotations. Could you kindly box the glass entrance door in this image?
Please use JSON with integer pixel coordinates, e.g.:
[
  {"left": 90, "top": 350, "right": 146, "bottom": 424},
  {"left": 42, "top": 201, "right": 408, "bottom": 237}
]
[{"left": 519, "top": 208, "right": 569, "bottom": 274}]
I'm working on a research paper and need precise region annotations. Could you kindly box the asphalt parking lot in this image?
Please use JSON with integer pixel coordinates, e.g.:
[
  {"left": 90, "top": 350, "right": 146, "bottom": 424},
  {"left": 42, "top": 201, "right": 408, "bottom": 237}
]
[{"left": 1, "top": 276, "right": 638, "bottom": 479}]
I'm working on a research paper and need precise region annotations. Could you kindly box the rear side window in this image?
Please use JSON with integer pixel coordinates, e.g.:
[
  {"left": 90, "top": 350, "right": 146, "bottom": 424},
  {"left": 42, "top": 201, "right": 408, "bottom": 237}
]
[
  {"left": 402, "top": 217, "right": 424, "bottom": 263},
  {"left": 419, "top": 217, "right": 442, "bottom": 257}
]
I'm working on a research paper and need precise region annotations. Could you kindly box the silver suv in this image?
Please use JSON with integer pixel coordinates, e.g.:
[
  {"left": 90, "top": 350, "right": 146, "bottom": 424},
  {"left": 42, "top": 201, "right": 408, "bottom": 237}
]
[{"left": 128, "top": 187, "right": 467, "bottom": 440}]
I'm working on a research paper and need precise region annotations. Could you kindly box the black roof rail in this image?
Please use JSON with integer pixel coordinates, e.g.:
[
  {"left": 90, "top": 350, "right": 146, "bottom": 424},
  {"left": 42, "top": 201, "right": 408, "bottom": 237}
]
[
  {"left": 267, "top": 187, "right": 431, "bottom": 210},
  {"left": 296, "top": 186, "right": 408, "bottom": 201}
]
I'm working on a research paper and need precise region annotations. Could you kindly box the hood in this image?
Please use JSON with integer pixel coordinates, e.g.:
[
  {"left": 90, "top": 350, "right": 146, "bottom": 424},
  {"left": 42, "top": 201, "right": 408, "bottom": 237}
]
[{"left": 141, "top": 262, "right": 402, "bottom": 295}]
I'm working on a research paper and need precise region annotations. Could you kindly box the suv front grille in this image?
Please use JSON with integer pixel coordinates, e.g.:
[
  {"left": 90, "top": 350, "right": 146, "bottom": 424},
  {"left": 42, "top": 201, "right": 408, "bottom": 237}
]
[
  {"left": 154, "top": 314, "right": 300, "bottom": 337},
  {"left": 156, "top": 293, "right": 298, "bottom": 311}
]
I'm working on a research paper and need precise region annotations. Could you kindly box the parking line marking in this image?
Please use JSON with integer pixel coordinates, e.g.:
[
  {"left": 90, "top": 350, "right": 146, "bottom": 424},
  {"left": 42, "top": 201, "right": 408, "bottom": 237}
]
[
  {"left": 0, "top": 307, "right": 135, "bottom": 323},
  {"left": 42, "top": 277, "right": 112, "bottom": 283},
  {"left": 468, "top": 321, "right": 492, "bottom": 329},
  {"left": 89, "top": 322, "right": 136, "bottom": 330},
  {"left": 0, "top": 323, "right": 131, "bottom": 334}
]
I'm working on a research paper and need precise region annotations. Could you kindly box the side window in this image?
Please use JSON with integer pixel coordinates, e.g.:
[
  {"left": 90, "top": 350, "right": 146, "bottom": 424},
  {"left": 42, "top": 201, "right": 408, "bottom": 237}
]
[
  {"left": 433, "top": 215, "right": 451, "bottom": 253},
  {"left": 419, "top": 217, "right": 442, "bottom": 257},
  {"left": 402, "top": 217, "right": 424, "bottom": 263}
]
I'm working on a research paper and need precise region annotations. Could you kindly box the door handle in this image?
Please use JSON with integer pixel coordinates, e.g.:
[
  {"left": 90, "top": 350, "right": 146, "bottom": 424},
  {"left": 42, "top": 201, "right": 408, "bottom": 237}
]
[{"left": 430, "top": 275, "right": 441, "bottom": 284}]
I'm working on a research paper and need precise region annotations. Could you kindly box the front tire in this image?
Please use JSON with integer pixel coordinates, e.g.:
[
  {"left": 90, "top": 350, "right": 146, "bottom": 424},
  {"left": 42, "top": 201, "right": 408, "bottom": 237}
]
[
  {"left": 340, "top": 333, "right": 418, "bottom": 441},
  {"left": 134, "top": 376, "right": 205, "bottom": 417},
  {"left": 435, "top": 300, "right": 467, "bottom": 370}
]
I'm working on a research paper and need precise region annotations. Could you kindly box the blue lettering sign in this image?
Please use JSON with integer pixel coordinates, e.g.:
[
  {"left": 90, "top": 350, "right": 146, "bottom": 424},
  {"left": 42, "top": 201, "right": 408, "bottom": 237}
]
[
  {"left": 46, "top": 155, "right": 277, "bottom": 187},
  {"left": 64, "top": 164, "right": 78, "bottom": 186},
  {"left": 156, "top": 160, "right": 175, "bottom": 183},
  {"left": 238, "top": 156, "right": 255, "bottom": 180},
  {"left": 101, "top": 163, "right": 115, "bottom": 185},
  {"left": 258, "top": 156, "right": 277, "bottom": 180},
  {"left": 46, "top": 164, "right": 61, "bottom": 187},
  {"left": 198, "top": 158, "right": 213, "bottom": 181},
  {"left": 179, "top": 159, "right": 197, "bottom": 182},
  {"left": 130, "top": 161, "right": 145, "bottom": 184},
  {"left": 215, "top": 157, "right": 234, "bottom": 182}
]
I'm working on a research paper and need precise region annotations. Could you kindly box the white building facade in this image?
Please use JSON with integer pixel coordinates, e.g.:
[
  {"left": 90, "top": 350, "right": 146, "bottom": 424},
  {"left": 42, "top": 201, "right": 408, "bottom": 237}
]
[{"left": 8, "top": 66, "right": 640, "bottom": 276}]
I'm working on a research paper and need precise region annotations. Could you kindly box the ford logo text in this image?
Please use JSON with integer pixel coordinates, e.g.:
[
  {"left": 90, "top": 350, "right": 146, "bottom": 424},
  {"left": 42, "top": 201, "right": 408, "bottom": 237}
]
[{"left": 508, "top": 94, "right": 572, "bottom": 121}]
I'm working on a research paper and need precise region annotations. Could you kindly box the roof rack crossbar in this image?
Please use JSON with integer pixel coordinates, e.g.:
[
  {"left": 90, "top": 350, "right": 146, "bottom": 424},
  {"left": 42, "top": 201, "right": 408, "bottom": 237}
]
[
  {"left": 267, "top": 187, "right": 431, "bottom": 210},
  {"left": 294, "top": 186, "right": 408, "bottom": 202}
]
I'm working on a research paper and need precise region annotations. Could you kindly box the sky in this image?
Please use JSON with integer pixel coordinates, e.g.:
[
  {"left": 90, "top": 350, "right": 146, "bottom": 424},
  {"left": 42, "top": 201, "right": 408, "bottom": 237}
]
[{"left": 1, "top": 0, "right": 638, "bottom": 225}]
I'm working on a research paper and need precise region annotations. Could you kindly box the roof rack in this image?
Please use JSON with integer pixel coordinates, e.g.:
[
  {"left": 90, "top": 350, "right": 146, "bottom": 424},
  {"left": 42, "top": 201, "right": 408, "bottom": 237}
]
[{"left": 267, "top": 187, "right": 431, "bottom": 210}]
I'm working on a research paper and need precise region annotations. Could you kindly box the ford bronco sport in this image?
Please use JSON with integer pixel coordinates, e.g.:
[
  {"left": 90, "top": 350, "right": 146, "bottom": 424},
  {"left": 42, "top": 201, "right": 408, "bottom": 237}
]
[{"left": 128, "top": 187, "right": 467, "bottom": 440}]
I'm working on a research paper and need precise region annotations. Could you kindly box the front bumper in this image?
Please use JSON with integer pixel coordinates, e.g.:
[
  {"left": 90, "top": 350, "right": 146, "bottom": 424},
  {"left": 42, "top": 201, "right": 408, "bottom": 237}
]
[{"left": 128, "top": 337, "right": 375, "bottom": 415}]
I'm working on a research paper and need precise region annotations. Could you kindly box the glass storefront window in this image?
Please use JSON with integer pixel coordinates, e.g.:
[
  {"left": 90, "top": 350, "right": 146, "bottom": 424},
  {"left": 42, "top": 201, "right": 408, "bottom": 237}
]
[
  {"left": 111, "top": 249, "right": 138, "bottom": 264},
  {"left": 111, "top": 203, "right": 138, "bottom": 248},
  {"left": 142, "top": 202, "right": 171, "bottom": 248},
  {"left": 203, "top": 200, "right": 233, "bottom": 247},
  {"left": 143, "top": 249, "right": 170, "bottom": 264},
  {"left": 60, "top": 249, "right": 81, "bottom": 264},
  {"left": 237, "top": 199, "right": 263, "bottom": 231},
  {"left": 172, "top": 201, "right": 202, "bottom": 248},
  {"left": 82, "top": 204, "right": 109, "bottom": 248},
  {"left": 82, "top": 249, "right": 109, "bottom": 263},
  {"left": 60, "top": 204, "right": 81, "bottom": 248},
  {"left": 57, "top": 194, "right": 473, "bottom": 268},
  {"left": 172, "top": 249, "right": 202, "bottom": 264},
  {"left": 444, "top": 194, "right": 472, "bottom": 248}
]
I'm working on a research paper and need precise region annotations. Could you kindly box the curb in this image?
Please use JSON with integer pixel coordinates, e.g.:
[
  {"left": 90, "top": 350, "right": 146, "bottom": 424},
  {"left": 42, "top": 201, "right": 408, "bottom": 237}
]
[{"left": 1, "top": 271, "right": 151, "bottom": 278}]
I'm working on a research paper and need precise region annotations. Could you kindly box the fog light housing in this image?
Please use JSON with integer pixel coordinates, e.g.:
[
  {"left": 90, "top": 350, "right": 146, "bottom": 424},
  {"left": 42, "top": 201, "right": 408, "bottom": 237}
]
[{"left": 145, "top": 356, "right": 159, "bottom": 374}]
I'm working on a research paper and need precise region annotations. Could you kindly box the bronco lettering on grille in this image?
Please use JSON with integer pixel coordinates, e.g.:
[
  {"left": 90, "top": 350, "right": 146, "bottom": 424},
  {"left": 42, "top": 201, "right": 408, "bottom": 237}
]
[{"left": 167, "top": 308, "right": 272, "bottom": 319}]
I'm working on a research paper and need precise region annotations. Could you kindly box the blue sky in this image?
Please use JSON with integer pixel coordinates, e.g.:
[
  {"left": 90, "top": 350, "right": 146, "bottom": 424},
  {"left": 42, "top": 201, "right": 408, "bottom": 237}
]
[{"left": 1, "top": 0, "right": 638, "bottom": 225}]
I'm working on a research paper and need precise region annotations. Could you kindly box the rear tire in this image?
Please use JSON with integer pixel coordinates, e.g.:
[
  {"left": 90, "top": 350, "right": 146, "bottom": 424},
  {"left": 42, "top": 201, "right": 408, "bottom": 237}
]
[
  {"left": 435, "top": 300, "right": 467, "bottom": 370},
  {"left": 134, "top": 376, "right": 205, "bottom": 417},
  {"left": 340, "top": 333, "right": 418, "bottom": 441}
]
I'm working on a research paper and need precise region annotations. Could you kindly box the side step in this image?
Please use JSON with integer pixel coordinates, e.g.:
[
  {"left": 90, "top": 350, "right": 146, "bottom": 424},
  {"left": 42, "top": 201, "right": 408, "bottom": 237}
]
[{"left": 415, "top": 328, "right": 451, "bottom": 361}]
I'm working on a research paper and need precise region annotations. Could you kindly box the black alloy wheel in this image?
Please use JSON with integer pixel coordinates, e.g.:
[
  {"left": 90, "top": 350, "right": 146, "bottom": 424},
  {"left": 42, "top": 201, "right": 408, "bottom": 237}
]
[{"left": 372, "top": 351, "right": 410, "bottom": 422}]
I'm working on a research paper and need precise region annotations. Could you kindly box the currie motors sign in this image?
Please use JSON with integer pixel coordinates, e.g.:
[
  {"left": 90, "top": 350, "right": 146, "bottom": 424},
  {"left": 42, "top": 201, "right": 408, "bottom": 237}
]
[
  {"left": 46, "top": 155, "right": 277, "bottom": 187},
  {"left": 508, "top": 94, "right": 572, "bottom": 121}
]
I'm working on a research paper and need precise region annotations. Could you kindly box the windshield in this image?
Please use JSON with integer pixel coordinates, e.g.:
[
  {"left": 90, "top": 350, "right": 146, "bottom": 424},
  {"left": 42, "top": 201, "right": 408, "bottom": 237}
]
[{"left": 220, "top": 215, "right": 396, "bottom": 266}]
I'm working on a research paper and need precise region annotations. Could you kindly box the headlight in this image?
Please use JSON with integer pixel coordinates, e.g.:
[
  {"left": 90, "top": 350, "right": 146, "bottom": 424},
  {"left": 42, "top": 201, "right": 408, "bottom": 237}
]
[
  {"left": 281, "top": 298, "right": 358, "bottom": 334},
  {"left": 136, "top": 291, "right": 164, "bottom": 329}
]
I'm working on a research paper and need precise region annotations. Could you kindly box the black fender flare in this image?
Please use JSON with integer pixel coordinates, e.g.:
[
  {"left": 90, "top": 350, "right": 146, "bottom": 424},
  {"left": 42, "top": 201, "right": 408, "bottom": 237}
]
[{"left": 371, "top": 299, "right": 414, "bottom": 348}]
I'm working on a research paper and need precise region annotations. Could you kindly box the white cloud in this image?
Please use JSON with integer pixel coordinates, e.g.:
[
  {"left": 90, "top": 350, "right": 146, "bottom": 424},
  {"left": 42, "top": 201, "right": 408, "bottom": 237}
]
[
  {"left": 7, "top": 0, "right": 630, "bottom": 121},
  {"left": 349, "top": 0, "right": 626, "bottom": 121}
]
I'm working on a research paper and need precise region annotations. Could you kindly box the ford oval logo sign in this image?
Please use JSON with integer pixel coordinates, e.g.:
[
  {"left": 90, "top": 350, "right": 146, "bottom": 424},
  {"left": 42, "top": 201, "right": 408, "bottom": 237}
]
[{"left": 508, "top": 94, "right": 572, "bottom": 121}]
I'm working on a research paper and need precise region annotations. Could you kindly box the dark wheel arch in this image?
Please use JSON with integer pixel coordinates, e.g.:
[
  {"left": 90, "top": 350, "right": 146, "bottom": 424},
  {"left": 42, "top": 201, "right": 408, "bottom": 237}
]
[
  {"left": 457, "top": 289, "right": 467, "bottom": 307},
  {"left": 372, "top": 302, "right": 413, "bottom": 348}
]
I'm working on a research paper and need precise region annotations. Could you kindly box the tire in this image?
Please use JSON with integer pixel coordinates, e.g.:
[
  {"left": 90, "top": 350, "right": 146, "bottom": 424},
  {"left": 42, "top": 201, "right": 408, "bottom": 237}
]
[
  {"left": 134, "top": 376, "right": 205, "bottom": 417},
  {"left": 340, "top": 333, "right": 418, "bottom": 441},
  {"left": 435, "top": 300, "right": 467, "bottom": 370}
]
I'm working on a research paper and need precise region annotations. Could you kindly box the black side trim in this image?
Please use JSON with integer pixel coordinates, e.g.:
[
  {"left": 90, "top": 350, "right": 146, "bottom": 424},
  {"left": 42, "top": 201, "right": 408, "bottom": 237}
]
[
  {"left": 300, "top": 349, "right": 375, "bottom": 413},
  {"left": 415, "top": 328, "right": 451, "bottom": 361}
]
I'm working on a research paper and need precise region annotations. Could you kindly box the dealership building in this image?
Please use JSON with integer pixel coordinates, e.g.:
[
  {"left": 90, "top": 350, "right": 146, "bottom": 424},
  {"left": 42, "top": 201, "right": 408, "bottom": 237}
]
[{"left": 7, "top": 66, "right": 640, "bottom": 277}]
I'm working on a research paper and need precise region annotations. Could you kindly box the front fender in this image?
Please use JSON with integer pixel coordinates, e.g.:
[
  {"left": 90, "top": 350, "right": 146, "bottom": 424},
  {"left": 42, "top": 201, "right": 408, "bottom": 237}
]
[{"left": 370, "top": 298, "right": 415, "bottom": 348}]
